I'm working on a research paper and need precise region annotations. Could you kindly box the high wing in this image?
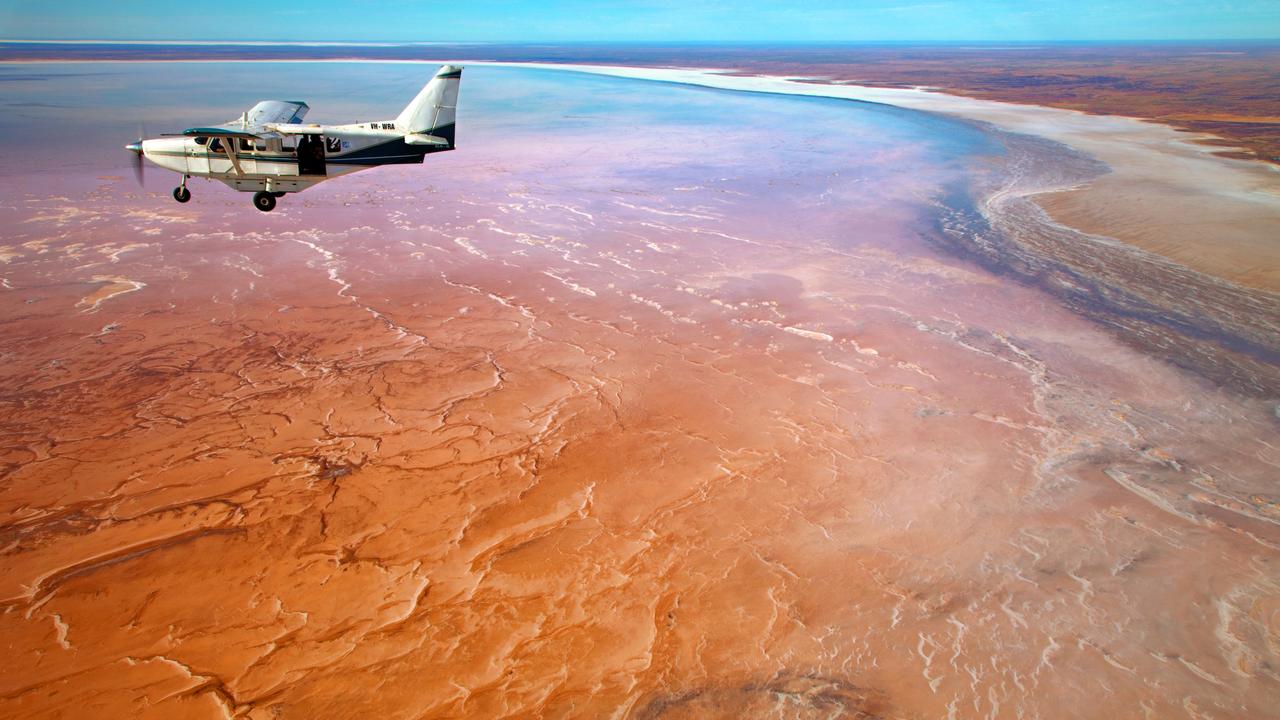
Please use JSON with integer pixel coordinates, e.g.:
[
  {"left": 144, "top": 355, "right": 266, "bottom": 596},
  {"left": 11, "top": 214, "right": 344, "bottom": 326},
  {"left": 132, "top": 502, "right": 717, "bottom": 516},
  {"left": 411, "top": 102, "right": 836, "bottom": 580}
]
[
  {"left": 170, "top": 101, "right": 312, "bottom": 176},
  {"left": 177, "top": 100, "right": 311, "bottom": 139},
  {"left": 180, "top": 128, "right": 260, "bottom": 139}
]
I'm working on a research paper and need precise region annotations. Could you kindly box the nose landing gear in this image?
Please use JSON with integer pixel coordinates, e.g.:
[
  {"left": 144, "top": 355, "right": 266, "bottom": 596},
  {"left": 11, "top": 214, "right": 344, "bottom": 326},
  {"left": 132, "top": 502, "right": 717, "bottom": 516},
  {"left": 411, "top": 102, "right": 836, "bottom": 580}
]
[
  {"left": 173, "top": 176, "right": 191, "bottom": 203},
  {"left": 253, "top": 191, "right": 277, "bottom": 212}
]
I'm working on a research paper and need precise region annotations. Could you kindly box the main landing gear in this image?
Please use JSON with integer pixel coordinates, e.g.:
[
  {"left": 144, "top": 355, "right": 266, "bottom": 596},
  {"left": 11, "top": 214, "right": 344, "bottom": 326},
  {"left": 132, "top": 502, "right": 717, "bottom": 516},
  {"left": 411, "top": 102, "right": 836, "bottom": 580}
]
[
  {"left": 252, "top": 191, "right": 277, "bottom": 213},
  {"left": 170, "top": 177, "right": 286, "bottom": 212}
]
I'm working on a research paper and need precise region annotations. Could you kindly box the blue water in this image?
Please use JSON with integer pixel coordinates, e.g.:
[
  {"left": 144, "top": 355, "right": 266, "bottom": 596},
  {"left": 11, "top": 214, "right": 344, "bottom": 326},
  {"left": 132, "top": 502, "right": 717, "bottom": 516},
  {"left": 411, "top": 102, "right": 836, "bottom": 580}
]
[{"left": 0, "top": 62, "right": 1001, "bottom": 195}]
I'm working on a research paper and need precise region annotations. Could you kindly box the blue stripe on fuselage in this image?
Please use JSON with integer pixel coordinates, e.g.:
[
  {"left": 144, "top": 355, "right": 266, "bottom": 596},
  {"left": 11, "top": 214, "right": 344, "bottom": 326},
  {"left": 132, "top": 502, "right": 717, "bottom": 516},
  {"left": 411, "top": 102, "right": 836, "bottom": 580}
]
[{"left": 327, "top": 134, "right": 454, "bottom": 166}]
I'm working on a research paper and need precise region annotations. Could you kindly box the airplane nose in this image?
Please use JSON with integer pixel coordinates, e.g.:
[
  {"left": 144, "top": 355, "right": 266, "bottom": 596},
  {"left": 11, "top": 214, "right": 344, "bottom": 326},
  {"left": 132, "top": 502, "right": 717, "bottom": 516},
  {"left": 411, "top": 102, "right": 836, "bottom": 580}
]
[{"left": 126, "top": 141, "right": 143, "bottom": 154}]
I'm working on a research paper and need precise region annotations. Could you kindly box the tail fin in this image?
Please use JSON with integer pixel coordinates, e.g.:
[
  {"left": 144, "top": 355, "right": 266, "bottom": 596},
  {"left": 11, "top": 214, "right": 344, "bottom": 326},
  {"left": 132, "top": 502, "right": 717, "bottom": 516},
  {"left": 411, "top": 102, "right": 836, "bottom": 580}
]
[{"left": 396, "top": 64, "right": 462, "bottom": 145}]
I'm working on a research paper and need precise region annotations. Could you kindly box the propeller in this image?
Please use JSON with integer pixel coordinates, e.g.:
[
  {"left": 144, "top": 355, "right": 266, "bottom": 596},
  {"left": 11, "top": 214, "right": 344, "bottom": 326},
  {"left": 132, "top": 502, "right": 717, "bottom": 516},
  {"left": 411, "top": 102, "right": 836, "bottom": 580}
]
[{"left": 125, "top": 125, "right": 145, "bottom": 186}]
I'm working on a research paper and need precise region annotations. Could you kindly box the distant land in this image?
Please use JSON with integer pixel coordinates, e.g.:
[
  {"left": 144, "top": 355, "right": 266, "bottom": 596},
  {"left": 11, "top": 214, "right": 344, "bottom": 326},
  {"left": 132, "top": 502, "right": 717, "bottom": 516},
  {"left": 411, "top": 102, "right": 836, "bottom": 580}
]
[{"left": 4, "top": 40, "right": 1279, "bottom": 164}]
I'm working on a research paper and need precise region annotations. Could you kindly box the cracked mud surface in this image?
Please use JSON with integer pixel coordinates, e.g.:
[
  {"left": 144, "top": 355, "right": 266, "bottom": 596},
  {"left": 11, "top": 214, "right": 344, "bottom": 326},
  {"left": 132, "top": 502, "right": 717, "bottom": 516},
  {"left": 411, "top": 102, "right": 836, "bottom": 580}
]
[{"left": 1, "top": 64, "right": 1278, "bottom": 719}]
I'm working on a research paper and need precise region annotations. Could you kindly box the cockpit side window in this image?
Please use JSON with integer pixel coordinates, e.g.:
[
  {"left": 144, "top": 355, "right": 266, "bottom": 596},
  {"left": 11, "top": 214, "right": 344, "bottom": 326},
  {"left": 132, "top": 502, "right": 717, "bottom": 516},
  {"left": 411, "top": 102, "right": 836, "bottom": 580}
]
[
  {"left": 194, "top": 136, "right": 208, "bottom": 146},
  {"left": 209, "top": 138, "right": 224, "bottom": 153}
]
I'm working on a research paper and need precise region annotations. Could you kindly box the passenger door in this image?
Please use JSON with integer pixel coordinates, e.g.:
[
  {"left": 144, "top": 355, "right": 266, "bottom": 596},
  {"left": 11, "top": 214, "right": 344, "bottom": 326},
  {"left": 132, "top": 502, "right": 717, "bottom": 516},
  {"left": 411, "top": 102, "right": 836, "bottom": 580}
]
[{"left": 297, "top": 134, "right": 326, "bottom": 176}]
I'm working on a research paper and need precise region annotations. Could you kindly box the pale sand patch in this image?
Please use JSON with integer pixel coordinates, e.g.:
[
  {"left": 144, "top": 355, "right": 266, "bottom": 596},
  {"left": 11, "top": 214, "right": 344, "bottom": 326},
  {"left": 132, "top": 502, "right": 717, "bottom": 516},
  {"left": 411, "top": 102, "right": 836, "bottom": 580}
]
[
  {"left": 466, "top": 61, "right": 1280, "bottom": 293},
  {"left": 76, "top": 276, "right": 145, "bottom": 312},
  {"left": 782, "top": 326, "right": 833, "bottom": 342}
]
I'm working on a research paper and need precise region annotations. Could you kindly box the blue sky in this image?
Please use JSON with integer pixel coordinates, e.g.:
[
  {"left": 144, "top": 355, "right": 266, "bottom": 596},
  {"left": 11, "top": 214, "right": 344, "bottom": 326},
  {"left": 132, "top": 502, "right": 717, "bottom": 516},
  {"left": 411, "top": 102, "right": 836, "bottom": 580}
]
[{"left": 1, "top": 1, "right": 1277, "bottom": 42}]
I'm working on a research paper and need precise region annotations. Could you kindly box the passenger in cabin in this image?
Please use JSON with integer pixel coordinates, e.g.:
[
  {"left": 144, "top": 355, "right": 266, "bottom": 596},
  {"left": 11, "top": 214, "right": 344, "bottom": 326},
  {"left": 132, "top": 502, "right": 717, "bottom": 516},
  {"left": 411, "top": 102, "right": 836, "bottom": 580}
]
[{"left": 297, "top": 134, "right": 326, "bottom": 175}]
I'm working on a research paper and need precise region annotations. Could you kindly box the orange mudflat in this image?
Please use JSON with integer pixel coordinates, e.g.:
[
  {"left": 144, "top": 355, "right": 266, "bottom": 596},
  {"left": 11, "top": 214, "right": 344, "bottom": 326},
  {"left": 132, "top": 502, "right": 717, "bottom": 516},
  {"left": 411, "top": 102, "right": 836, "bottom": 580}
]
[{"left": 1, "top": 60, "right": 1277, "bottom": 720}]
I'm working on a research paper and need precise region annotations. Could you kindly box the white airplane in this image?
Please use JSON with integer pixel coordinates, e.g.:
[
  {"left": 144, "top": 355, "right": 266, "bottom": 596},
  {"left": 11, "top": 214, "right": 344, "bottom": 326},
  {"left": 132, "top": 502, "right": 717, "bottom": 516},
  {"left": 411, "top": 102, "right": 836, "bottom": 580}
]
[{"left": 126, "top": 64, "right": 462, "bottom": 212}]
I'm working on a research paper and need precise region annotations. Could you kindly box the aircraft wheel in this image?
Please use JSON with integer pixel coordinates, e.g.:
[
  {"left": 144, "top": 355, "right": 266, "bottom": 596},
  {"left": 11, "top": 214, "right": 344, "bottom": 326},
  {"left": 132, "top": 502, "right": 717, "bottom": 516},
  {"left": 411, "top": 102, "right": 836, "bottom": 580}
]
[
  {"left": 270, "top": 191, "right": 286, "bottom": 198},
  {"left": 253, "top": 191, "right": 277, "bottom": 212},
  {"left": 173, "top": 186, "right": 191, "bottom": 203}
]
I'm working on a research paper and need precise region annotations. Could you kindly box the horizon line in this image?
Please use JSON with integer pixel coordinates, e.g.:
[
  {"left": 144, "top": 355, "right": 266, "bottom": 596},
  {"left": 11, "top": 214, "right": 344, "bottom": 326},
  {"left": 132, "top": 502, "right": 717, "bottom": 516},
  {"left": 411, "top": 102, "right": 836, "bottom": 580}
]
[{"left": 3, "top": 38, "right": 1280, "bottom": 46}]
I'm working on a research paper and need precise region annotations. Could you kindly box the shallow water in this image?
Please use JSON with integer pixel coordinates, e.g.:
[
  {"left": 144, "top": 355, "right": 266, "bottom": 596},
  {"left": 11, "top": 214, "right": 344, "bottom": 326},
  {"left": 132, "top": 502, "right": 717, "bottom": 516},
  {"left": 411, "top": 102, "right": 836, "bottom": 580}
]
[{"left": 1, "top": 62, "right": 1277, "bottom": 720}]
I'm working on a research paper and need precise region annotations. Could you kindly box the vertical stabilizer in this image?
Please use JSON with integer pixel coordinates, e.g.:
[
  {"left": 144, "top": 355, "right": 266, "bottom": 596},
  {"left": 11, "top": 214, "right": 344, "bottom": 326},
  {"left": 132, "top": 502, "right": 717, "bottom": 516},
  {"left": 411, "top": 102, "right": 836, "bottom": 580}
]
[{"left": 396, "top": 65, "right": 462, "bottom": 145}]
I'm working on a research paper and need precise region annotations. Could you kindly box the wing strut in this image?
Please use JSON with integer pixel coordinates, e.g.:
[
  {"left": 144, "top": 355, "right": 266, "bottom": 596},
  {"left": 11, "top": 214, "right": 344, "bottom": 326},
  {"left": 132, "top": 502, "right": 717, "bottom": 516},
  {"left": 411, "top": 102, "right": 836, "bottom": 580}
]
[{"left": 224, "top": 141, "right": 244, "bottom": 175}]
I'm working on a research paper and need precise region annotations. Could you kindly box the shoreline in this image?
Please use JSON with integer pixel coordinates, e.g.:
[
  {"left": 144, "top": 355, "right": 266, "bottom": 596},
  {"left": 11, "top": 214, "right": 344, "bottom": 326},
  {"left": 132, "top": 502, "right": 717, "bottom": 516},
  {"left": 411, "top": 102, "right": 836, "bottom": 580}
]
[
  {"left": 464, "top": 61, "right": 1280, "bottom": 295},
  {"left": 14, "top": 54, "right": 1267, "bottom": 292},
  {"left": 464, "top": 61, "right": 1280, "bottom": 395}
]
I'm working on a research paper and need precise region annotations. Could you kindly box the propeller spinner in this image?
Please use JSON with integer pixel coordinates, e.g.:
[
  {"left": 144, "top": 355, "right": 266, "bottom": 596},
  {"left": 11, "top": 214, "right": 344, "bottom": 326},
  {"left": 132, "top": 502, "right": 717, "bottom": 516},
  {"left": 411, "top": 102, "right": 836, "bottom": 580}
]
[{"left": 125, "top": 129, "right": 145, "bottom": 185}]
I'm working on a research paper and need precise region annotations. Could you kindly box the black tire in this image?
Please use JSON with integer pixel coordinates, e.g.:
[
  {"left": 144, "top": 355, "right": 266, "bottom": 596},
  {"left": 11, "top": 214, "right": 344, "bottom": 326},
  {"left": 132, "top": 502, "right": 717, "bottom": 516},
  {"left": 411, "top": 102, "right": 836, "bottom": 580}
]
[
  {"left": 173, "top": 186, "right": 191, "bottom": 203},
  {"left": 270, "top": 191, "right": 286, "bottom": 198},
  {"left": 253, "top": 191, "right": 277, "bottom": 212}
]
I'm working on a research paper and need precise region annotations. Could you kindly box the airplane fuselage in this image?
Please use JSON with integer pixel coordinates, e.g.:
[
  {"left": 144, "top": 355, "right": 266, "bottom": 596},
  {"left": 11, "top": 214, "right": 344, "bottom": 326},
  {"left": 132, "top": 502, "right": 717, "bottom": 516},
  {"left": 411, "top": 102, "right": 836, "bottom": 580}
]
[{"left": 141, "top": 122, "right": 449, "bottom": 195}]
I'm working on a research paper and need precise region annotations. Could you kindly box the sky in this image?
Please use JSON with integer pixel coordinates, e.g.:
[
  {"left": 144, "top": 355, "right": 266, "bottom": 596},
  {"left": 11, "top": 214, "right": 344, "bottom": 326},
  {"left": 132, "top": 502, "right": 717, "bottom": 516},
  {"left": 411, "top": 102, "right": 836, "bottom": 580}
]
[{"left": 1, "top": 0, "right": 1278, "bottom": 43}]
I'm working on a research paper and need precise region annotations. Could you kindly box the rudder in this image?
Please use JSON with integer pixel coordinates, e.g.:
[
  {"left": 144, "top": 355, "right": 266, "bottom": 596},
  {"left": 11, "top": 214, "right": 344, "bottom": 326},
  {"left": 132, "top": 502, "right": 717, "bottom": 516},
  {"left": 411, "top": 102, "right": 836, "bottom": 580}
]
[{"left": 396, "top": 65, "right": 462, "bottom": 143}]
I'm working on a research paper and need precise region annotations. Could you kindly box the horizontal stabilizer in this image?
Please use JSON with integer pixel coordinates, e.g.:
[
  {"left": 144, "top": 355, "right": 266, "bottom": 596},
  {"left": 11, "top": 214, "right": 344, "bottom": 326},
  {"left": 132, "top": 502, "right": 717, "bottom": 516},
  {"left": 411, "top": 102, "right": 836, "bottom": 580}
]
[
  {"left": 240, "top": 100, "right": 308, "bottom": 127},
  {"left": 403, "top": 133, "right": 450, "bottom": 146}
]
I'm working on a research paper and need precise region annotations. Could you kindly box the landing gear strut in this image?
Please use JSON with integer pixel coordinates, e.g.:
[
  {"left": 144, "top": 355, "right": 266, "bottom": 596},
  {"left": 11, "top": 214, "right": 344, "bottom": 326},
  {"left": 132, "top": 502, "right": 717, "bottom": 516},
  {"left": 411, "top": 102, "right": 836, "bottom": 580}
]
[
  {"left": 253, "top": 191, "right": 277, "bottom": 213},
  {"left": 172, "top": 176, "right": 191, "bottom": 203}
]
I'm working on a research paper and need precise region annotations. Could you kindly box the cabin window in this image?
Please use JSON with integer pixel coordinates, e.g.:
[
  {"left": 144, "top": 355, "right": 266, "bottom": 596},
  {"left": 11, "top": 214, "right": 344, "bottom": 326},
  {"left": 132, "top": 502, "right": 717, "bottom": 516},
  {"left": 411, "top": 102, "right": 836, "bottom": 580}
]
[
  {"left": 194, "top": 136, "right": 208, "bottom": 145},
  {"left": 239, "top": 139, "right": 253, "bottom": 152},
  {"left": 209, "top": 138, "right": 224, "bottom": 153},
  {"left": 281, "top": 136, "right": 297, "bottom": 152}
]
